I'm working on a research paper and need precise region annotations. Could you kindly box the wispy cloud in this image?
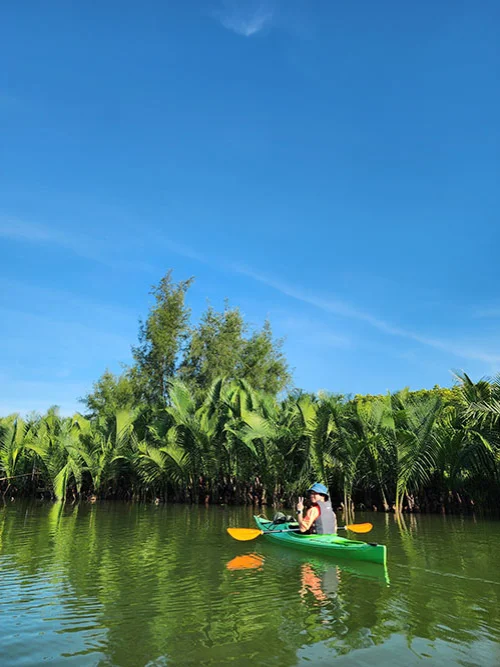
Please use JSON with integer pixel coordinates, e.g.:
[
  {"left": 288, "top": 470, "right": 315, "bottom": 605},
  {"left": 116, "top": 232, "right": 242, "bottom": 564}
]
[
  {"left": 0, "top": 218, "right": 52, "bottom": 242},
  {"left": 276, "top": 315, "right": 351, "bottom": 349},
  {"left": 231, "top": 264, "right": 500, "bottom": 365},
  {"left": 474, "top": 306, "right": 500, "bottom": 319},
  {"left": 0, "top": 215, "right": 214, "bottom": 277},
  {"left": 215, "top": 1, "right": 273, "bottom": 36},
  {"left": 5, "top": 214, "right": 500, "bottom": 367},
  {"left": 0, "top": 278, "right": 139, "bottom": 324},
  {"left": 0, "top": 306, "right": 132, "bottom": 354},
  {"left": 0, "top": 217, "right": 156, "bottom": 273},
  {"left": 159, "top": 238, "right": 209, "bottom": 264},
  {"left": 234, "top": 265, "right": 404, "bottom": 334}
]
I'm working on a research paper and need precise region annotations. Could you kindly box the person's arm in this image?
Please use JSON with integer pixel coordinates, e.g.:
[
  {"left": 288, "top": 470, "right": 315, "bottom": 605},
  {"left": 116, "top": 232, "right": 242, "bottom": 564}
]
[{"left": 296, "top": 497, "right": 319, "bottom": 533}]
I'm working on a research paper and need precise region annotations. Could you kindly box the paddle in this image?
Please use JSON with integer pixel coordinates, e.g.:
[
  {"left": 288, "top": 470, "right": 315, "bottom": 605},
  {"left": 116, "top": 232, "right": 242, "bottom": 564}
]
[{"left": 227, "top": 522, "right": 373, "bottom": 542}]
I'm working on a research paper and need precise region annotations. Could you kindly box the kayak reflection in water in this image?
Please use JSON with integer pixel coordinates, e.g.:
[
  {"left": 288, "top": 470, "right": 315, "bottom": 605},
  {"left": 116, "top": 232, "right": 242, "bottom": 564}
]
[{"left": 296, "top": 483, "right": 337, "bottom": 535}]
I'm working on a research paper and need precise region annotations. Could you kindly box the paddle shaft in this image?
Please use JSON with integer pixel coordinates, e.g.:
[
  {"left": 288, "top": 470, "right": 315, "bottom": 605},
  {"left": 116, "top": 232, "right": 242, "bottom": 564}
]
[
  {"left": 262, "top": 528, "right": 299, "bottom": 534},
  {"left": 262, "top": 526, "right": 359, "bottom": 535}
]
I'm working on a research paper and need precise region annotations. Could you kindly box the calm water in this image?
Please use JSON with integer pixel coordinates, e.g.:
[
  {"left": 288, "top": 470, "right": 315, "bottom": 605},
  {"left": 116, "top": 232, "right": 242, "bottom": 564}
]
[{"left": 1, "top": 503, "right": 500, "bottom": 666}]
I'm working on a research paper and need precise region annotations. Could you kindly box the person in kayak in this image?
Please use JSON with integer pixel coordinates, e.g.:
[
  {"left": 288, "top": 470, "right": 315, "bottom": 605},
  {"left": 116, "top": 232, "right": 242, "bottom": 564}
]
[{"left": 296, "top": 483, "right": 337, "bottom": 534}]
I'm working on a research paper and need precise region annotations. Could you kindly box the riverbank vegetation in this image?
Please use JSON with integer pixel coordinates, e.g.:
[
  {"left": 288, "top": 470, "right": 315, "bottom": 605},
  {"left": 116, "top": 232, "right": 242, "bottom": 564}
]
[{"left": 1, "top": 271, "right": 499, "bottom": 514}]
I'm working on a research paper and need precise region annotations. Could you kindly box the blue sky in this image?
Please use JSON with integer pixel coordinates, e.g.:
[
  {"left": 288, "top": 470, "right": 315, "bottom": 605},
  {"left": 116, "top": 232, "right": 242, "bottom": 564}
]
[{"left": 1, "top": 0, "right": 499, "bottom": 414}]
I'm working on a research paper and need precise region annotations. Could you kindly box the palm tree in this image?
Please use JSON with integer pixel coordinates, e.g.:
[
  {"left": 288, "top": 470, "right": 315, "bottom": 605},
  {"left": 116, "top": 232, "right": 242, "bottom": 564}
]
[
  {"left": 85, "top": 407, "right": 139, "bottom": 497},
  {"left": 391, "top": 391, "right": 443, "bottom": 514},
  {"left": 0, "top": 414, "right": 29, "bottom": 495},
  {"left": 325, "top": 397, "right": 365, "bottom": 520},
  {"left": 35, "top": 408, "right": 91, "bottom": 501},
  {"left": 437, "top": 373, "right": 500, "bottom": 508},
  {"left": 356, "top": 394, "right": 393, "bottom": 511},
  {"left": 145, "top": 379, "right": 224, "bottom": 502},
  {"left": 227, "top": 380, "right": 293, "bottom": 505}
]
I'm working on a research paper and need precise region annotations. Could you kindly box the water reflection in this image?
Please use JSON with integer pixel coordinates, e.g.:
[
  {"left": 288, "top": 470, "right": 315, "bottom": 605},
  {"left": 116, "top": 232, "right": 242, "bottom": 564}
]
[
  {"left": 259, "top": 538, "right": 391, "bottom": 585},
  {"left": 299, "top": 562, "right": 337, "bottom": 604},
  {"left": 0, "top": 503, "right": 500, "bottom": 665},
  {"left": 226, "top": 553, "right": 264, "bottom": 570}
]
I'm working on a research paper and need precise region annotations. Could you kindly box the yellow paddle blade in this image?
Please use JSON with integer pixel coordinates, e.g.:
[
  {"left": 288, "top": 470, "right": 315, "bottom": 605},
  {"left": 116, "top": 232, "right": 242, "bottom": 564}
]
[
  {"left": 344, "top": 522, "right": 373, "bottom": 534},
  {"left": 227, "top": 527, "right": 264, "bottom": 541}
]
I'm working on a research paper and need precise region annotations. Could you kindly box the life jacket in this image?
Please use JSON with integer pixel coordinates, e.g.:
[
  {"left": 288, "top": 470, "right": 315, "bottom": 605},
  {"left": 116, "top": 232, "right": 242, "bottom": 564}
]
[{"left": 308, "top": 500, "right": 337, "bottom": 534}]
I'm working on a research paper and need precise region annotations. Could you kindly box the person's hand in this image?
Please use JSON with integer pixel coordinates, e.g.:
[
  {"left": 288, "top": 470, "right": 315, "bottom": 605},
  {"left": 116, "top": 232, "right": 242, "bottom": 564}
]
[{"left": 297, "top": 496, "right": 304, "bottom": 512}]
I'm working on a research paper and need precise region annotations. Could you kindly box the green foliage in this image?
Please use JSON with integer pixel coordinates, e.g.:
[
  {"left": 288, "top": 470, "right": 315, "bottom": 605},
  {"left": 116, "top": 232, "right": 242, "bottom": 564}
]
[
  {"left": 238, "top": 320, "right": 291, "bottom": 394},
  {"left": 80, "top": 370, "right": 137, "bottom": 419},
  {"left": 180, "top": 304, "right": 246, "bottom": 390},
  {"left": 2, "top": 374, "right": 500, "bottom": 511},
  {"left": 179, "top": 306, "right": 291, "bottom": 394},
  {"left": 5, "top": 271, "right": 500, "bottom": 512},
  {"left": 85, "top": 271, "right": 290, "bottom": 412},
  {"left": 131, "top": 270, "right": 193, "bottom": 403}
]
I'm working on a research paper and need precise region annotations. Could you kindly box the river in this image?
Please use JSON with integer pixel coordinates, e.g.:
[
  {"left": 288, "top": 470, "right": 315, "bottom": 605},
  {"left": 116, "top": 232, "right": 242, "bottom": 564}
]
[{"left": 1, "top": 502, "right": 499, "bottom": 665}]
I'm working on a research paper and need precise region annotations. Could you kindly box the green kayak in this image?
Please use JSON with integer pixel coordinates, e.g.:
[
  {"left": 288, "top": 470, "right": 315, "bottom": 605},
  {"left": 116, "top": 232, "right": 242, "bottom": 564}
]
[{"left": 254, "top": 516, "right": 387, "bottom": 566}]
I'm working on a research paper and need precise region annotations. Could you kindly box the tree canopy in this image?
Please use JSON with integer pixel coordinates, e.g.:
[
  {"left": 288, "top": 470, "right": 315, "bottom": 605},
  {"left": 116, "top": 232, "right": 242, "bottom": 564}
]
[
  {"left": 83, "top": 270, "right": 291, "bottom": 411},
  {"left": 4, "top": 272, "right": 499, "bottom": 515}
]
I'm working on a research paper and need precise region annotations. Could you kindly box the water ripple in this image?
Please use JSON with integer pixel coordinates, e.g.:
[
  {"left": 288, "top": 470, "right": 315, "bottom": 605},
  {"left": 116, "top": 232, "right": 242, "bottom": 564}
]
[{"left": 1, "top": 504, "right": 500, "bottom": 666}]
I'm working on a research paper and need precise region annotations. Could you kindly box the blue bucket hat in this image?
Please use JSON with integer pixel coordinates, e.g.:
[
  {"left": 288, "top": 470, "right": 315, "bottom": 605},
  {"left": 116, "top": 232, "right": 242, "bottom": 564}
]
[{"left": 307, "top": 482, "right": 329, "bottom": 498}]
